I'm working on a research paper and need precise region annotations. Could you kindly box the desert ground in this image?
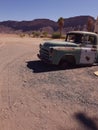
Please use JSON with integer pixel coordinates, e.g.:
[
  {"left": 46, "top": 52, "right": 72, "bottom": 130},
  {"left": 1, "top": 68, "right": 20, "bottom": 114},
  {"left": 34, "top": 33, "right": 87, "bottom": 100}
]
[{"left": 0, "top": 34, "right": 98, "bottom": 130}]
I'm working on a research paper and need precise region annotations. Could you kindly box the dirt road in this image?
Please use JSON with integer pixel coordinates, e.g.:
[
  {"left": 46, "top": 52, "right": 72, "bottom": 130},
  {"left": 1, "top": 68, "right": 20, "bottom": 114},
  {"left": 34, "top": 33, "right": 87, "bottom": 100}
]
[{"left": 0, "top": 34, "right": 98, "bottom": 130}]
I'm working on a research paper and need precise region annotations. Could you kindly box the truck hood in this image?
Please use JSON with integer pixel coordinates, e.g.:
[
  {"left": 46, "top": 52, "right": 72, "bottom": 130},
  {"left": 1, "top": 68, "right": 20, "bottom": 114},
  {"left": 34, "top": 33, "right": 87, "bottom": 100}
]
[{"left": 43, "top": 41, "right": 79, "bottom": 48}]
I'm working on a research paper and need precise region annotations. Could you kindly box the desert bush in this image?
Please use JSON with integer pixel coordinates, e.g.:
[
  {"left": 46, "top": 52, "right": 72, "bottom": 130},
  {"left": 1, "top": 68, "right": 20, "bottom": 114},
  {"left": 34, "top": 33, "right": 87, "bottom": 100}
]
[
  {"left": 61, "top": 35, "right": 66, "bottom": 39},
  {"left": 33, "top": 31, "right": 40, "bottom": 37},
  {"left": 42, "top": 32, "right": 48, "bottom": 37},
  {"left": 52, "top": 32, "right": 61, "bottom": 39},
  {"left": 20, "top": 33, "right": 25, "bottom": 38}
]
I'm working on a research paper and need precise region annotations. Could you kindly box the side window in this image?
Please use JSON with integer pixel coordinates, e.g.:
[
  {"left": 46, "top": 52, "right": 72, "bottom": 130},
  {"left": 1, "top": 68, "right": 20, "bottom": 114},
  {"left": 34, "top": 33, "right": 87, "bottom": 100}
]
[
  {"left": 88, "top": 36, "right": 96, "bottom": 45},
  {"left": 82, "top": 35, "right": 96, "bottom": 45}
]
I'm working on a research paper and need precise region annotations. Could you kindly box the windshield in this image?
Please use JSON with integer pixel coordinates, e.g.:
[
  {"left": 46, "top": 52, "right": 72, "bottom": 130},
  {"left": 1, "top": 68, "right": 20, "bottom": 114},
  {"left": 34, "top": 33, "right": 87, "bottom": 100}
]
[{"left": 66, "top": 33, "right": 96, "bottom": 45}]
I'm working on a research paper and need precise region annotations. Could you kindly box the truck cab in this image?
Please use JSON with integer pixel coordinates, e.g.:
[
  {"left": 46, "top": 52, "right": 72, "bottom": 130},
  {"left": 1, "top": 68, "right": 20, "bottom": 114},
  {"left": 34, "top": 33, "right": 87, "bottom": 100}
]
[{"left": 37, "top": 31, "right": 98, "bottom": 68}]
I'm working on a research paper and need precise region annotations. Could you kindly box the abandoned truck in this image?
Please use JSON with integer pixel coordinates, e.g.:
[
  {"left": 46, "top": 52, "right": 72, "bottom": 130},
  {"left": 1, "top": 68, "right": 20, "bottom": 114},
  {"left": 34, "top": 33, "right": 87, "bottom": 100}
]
[{"left": 37, "top": 31, "right": 98, "bottom": 68}]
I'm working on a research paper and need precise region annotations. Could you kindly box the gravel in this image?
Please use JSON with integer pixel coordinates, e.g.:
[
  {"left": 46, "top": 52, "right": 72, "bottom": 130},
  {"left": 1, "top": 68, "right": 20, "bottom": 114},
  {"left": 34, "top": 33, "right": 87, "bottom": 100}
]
[{"left": 0, "top": 35, "right": 98, "bottom": 130}]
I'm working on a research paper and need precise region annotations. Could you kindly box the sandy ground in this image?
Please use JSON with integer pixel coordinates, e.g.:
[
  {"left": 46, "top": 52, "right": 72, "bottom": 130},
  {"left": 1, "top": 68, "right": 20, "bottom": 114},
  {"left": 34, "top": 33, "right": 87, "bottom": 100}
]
[{"left": 0, "top": 34, "right": 98, "bottom": 130}]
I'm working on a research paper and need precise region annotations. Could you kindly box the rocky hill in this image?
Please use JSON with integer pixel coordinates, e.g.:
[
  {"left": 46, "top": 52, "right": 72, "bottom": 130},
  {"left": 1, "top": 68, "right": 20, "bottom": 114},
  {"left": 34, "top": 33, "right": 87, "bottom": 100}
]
[{"left": 0, "top": 15, "right": 95, "bottom": 34}]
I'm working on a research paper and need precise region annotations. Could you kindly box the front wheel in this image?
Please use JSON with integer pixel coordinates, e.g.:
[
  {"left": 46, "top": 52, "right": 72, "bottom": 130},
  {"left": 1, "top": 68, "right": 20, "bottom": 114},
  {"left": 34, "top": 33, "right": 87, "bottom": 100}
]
[{"left": 59, "top": 60, "right": 70, "bottom": 69}]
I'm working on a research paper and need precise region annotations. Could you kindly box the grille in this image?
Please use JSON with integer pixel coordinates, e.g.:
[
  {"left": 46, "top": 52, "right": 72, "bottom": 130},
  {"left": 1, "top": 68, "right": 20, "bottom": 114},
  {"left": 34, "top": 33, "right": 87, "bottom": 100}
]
[{"left": 40, "top": 48, "right": 49, "bottom": 60}]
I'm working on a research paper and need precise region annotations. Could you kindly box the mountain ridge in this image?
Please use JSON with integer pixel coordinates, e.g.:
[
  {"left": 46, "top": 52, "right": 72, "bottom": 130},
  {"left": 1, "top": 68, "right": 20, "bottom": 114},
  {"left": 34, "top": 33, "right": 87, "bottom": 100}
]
[{"left": 0, "top": 15, "right": 95, "bottom": 33}]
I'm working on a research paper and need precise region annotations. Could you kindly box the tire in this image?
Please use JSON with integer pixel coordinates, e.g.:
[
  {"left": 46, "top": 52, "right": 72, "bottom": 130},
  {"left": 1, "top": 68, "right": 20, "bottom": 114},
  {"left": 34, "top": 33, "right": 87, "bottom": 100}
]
[
  {"left": 59, "top": 56, "right": 76, "bottom": 69},
  {"left": 59, "top": 60, "right": 69, "bottom": 69}
]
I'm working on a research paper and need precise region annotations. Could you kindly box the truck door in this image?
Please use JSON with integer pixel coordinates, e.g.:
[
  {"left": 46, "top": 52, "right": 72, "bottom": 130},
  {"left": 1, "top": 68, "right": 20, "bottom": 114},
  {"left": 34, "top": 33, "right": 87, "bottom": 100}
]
[{"left": 80, "top": 47, "right": 96, "bottom": 64}]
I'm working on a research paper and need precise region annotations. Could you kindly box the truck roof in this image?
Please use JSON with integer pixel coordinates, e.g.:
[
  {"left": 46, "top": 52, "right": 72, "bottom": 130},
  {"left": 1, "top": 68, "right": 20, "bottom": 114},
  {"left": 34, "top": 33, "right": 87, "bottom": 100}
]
[{"left": 67, "top": 31, "right": 98, "bottom": 36}]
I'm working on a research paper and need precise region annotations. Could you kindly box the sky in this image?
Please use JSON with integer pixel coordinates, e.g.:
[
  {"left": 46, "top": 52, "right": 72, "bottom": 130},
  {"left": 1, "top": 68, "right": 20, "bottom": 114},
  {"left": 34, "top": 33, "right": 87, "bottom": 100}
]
[{"left": 0, "top": 0, "right": 98, "bottom": 22}]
